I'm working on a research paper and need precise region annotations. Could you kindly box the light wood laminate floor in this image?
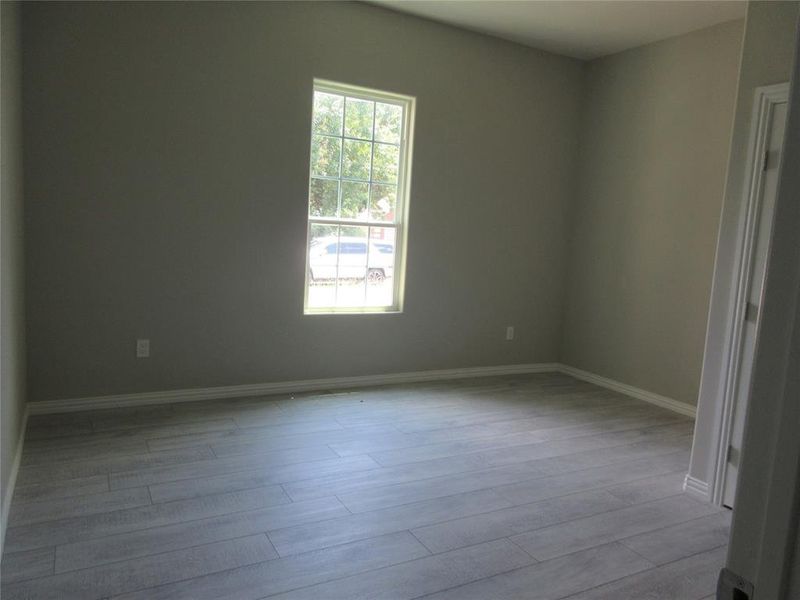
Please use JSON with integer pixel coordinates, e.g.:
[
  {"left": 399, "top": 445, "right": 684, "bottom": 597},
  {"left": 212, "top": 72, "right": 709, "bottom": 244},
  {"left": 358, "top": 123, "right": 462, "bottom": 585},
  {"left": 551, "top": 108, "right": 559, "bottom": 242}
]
[{"left": 0, "top": 373, "right": 728, "bottom": 599}]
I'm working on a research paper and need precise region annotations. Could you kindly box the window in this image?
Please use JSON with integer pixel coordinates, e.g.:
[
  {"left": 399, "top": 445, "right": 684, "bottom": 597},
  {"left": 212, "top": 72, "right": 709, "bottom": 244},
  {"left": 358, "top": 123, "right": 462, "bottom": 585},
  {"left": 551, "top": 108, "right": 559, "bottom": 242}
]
[{"left": 304, "top": 80, "right": 415, "bottom": 314}]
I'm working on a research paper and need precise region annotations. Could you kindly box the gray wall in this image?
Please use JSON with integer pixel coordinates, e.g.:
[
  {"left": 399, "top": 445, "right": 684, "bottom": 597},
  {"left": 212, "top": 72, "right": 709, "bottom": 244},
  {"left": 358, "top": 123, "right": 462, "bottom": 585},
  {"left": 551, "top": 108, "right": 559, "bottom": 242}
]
[
  {"left": 22, "top": 1, "right": 583, "bottom": 403},
  {"left": 1, "top": 0, "right": 27, "bottom": 550},
  {"left": 560, "top": 20, "right": 744, "bottom": 406},
  {"left": 689, "top": 0, "right": 800, "bottom": 491}
]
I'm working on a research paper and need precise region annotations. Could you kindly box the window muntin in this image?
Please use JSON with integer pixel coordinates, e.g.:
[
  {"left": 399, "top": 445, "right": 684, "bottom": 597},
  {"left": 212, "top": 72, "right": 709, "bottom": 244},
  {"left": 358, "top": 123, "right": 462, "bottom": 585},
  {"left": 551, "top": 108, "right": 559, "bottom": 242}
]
[{"left": 304, "top": 81, "right": 414, "bottom": 313}]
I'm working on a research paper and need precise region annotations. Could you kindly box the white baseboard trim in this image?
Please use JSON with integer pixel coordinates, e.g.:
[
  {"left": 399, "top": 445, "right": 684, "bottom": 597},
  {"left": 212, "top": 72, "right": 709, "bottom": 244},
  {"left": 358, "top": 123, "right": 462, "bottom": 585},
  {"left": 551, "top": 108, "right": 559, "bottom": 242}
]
[
  {"left": 25, "top": 362, "right": 697, "bottom": 418},
  {"left": 1, "top": 406, "right": 28, "bottom": 557},
  {"left": 683, "top": 474, "right": 711, "bottom": 502},
  {"left": 557, "top": 364, "right": 697, "bottom": 418},
  {"left": 27, "top": 363, "right": 562, "bottom": 415}
]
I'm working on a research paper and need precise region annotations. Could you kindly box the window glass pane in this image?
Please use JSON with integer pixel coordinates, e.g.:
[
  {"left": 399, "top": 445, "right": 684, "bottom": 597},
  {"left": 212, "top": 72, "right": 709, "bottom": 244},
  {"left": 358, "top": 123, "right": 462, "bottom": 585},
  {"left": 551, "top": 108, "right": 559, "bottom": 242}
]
[
  {"left": 309, "top": 178, "right": 339, "bottom": 218},
  {"left": 372, "top": 143, "right": 399, "bottom": 184},
  {"left": 311, "top": 135, "right": 341, "bottom": 177},
  {"left": 341, "top": 181, "right": 369, "bottom": 219},
  {"left": 307, "top": 223, "right": 340, "bottom": 309},
  {"left": 375, "top": 103, "right": 402, "bottom": 144},
  {"left": 342, "top": 139, "right": 371, "bottom": 180},
  {"left": 335, "top": 226, "right": 368, "bottom": 307},
  {"left": 344, "top": 98, "right": 374, "bottom": 140},
  {"left": 314, "top": 92, "right": 344, "bottom": 135},
  {"left": 366, "top": 226, "right": 396, "bottom": 307},
  {"left": 339, "top": 225, "right": 366, "bottom": 240},
  {"left": 369, "top": 184, "right": 396, "bottom": 222},
  {"left": 313, "top": 92, "right": 344, "bottom": 136}
]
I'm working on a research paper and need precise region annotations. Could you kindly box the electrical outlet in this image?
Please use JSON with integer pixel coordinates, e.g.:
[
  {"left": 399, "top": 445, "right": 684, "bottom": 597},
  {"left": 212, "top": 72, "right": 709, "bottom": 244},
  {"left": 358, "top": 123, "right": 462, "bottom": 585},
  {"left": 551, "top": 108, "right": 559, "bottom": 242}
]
[
  {"left": 136, "top": 339, "right": 150, "bottom": 358},
  {"left": 505, "top": 326, "right": 515, "bottom": 341}
]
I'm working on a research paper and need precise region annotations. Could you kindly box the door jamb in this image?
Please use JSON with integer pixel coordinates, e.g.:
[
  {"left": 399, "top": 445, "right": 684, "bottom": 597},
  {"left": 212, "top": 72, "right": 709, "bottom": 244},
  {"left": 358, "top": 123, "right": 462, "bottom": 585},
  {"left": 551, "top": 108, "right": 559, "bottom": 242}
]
[{"left": 708, "top": 82, "right": 789, "bottom": 506}]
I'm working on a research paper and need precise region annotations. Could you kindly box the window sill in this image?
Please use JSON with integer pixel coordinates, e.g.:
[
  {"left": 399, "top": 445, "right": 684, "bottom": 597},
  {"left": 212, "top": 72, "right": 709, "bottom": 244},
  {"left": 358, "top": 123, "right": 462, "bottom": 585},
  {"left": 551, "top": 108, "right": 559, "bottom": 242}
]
[{"left": 304, "top": 308, "right": 402, "bottom": 316}]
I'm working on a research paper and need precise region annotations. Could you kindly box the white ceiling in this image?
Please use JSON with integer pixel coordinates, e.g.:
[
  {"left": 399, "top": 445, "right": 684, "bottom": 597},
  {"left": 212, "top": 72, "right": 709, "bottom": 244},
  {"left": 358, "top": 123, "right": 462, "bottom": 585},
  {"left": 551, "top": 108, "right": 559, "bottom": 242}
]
[{"left": 370, "top": 1, "right": 746, "bottom": 60}]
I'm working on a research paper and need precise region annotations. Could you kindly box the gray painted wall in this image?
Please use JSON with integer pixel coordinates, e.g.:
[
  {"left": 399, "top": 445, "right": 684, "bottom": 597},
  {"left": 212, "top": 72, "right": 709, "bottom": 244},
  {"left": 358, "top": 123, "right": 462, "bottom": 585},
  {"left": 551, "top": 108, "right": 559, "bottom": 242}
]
[
  {"left": 688, "top": 0, "right": 799, "bottom": 495},
  {"left": 1, "top": 0, "right": 27, "bottom": 551},
  {"left": 22, "top": 1, "right": 583, "bottom": 403},
  {"left": 560, "top": 20, "right": 744, "bottom": 406}
]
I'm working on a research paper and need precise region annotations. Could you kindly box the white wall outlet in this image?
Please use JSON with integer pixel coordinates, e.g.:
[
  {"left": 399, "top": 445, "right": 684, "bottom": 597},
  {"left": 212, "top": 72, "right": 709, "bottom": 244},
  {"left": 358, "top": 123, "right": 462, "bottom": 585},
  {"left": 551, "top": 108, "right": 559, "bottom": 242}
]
[
  {"left": 505, "top": 326, "right": 515, "bottom": 341},
  {"left": 136, "top": 338, "right": 150, "bottom": 358}
]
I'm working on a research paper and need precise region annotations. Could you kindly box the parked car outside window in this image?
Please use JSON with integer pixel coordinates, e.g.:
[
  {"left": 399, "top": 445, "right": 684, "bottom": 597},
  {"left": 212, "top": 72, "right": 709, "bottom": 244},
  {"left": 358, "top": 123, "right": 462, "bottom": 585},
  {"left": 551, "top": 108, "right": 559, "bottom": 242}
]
[{"left": 309, "top": 236, "right": 395, "bottom": 282}]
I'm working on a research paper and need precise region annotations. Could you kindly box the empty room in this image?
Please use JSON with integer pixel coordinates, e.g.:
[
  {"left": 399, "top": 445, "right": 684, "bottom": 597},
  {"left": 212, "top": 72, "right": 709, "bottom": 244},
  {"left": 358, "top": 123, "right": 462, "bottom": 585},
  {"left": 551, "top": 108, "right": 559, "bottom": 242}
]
[{"left": 1, "top": 1, "right": 799, "bottom": 599}]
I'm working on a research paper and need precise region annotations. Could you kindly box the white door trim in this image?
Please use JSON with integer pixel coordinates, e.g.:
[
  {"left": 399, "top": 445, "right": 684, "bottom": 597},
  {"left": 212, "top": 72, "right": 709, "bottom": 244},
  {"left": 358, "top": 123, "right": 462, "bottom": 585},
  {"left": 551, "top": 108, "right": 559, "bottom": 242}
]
[{"left": 706, "top": 82, "right": 789, "bottom": 506}]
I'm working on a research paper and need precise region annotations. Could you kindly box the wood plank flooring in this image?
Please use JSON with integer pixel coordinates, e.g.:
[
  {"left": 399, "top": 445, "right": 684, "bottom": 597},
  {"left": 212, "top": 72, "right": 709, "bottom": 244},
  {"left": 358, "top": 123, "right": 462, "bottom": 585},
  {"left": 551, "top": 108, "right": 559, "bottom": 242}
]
[{"left": 0, "top": 373, "right": 728, "bottom": 599}]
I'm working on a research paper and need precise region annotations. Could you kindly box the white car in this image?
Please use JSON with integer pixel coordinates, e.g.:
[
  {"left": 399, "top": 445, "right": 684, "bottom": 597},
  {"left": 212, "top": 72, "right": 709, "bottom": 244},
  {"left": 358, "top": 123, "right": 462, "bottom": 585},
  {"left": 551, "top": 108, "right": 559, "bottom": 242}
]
[{"left": 309, "top": 236, "right": 395, "bottom": 282}]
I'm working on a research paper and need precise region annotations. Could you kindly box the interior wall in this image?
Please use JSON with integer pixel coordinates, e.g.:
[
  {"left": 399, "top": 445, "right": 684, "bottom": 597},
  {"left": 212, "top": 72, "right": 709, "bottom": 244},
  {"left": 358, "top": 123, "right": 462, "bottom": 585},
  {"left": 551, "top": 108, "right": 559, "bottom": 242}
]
[
  {"left": 22, "top": 1, "right": 583, "bottom": 404},
  {"left": 1, "top": 0, "right": 27, "bottom": 551},
  {"left": 560, "top": 20, "right": 744, "bottom": 406},
  {"left": 688, "top": 0, "right": 799, "bottom": 495}
]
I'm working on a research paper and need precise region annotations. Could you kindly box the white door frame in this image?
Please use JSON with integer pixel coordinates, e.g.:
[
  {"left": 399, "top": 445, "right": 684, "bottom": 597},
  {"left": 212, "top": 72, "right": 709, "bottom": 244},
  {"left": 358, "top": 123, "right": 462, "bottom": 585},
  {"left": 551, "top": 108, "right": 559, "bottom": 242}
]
[{"left": 705, "top": 82, "right": 789, "bottom": 506}]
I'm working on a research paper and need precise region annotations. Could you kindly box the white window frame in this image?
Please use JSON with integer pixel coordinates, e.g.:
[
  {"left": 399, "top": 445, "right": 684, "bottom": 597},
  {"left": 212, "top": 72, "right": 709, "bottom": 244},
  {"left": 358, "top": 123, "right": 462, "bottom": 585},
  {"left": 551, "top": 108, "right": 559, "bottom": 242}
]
[{"left": 303, "top": 79, "right": 415, "bottom": 315}]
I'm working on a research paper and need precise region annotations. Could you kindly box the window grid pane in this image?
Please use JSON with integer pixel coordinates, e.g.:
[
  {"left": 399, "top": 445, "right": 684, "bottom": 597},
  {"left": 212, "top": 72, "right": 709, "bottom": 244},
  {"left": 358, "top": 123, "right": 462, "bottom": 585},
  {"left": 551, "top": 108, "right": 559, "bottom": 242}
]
[
  {"left": 344, "top": 97, "right": 375, "bottom": 141},
  {"left": 313, "top": 135, "right": 342, "bottom": 178},
  {"left": 313, "top": 92, "right": 344, "bottom": 136}
]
